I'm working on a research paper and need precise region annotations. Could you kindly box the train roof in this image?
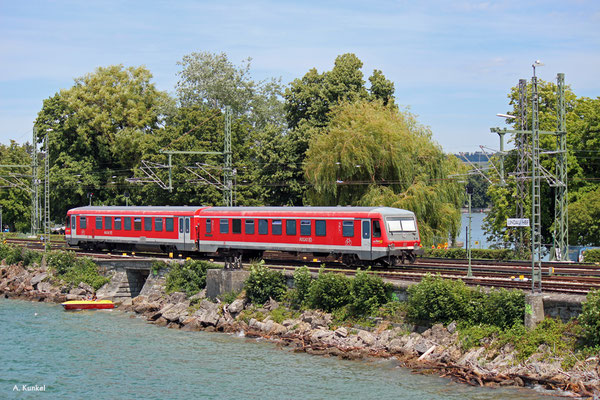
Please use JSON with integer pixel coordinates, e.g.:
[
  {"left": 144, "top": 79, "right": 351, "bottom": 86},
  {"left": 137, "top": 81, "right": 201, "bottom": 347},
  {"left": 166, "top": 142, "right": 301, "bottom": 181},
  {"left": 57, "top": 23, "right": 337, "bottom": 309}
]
[{"left": 67, "top": 205, "right": 415, "bottom": 216}]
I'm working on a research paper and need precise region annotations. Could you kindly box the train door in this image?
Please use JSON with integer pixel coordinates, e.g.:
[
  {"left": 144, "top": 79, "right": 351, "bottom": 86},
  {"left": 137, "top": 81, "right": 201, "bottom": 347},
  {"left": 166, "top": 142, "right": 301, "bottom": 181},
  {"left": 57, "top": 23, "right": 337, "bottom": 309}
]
[
  {"left": 360, "top": 219, "right": 372, "bottom": 259},
  {"left": 178, "top": 216, "right": 191, "bottom": 250}
]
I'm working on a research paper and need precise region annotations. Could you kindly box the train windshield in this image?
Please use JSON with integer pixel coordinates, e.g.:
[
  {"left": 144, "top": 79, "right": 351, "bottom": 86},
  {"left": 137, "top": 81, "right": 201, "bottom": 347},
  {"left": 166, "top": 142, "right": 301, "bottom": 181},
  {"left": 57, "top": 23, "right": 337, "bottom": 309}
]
[{"left": 386, "top": 217, "right": 416, "bottom": 233}]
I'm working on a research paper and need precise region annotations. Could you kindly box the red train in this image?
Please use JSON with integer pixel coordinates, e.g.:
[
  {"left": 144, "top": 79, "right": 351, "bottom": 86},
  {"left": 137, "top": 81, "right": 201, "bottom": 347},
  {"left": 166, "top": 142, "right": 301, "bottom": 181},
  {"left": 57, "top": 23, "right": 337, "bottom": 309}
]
[{"left": 65, "top": 206, "right": 422, "bottom": 266}]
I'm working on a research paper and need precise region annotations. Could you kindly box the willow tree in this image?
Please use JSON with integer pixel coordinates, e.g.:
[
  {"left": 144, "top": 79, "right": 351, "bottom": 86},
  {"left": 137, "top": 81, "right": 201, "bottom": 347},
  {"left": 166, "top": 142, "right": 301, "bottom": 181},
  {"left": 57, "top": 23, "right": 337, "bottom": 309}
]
[{"left": 304, "top": 100, "right": 465, "bottom": 245}]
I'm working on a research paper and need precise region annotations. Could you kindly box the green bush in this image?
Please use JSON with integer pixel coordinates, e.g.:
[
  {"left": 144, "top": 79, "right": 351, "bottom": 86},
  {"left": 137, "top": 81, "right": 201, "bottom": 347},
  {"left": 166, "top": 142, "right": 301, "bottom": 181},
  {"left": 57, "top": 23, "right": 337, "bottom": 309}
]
[
  {"left": 306, "top": 269, "right": 351, "bottom": 312},
  {"left": 293, "top": 266, "right": 312, "bottom": 305},
  {"left": 244, "top": 262, "right": 287, "bottom": 305},
  {"left": 583, "top": 249, "right": 600, "bottom": 263},
  {"left": 350, "top": 269, "right": 392, "bottom": 315},
  {"left": 476, "top": 287, "right": 524, "bottom": 329},
  {"left": 425, "top": 248, "right": 516, "bottom": 260},
  {"left": 580, "top": 289, "right": 600, "bottom": 346},
  {"left": 407, "top": 274, "right": 524, "bottom": 328},
  {"left": 165, "top": 260, "right": 221, "bottom": 296},
  {"left": 47, "top": 250, "right": 109, "bottom": 290}
]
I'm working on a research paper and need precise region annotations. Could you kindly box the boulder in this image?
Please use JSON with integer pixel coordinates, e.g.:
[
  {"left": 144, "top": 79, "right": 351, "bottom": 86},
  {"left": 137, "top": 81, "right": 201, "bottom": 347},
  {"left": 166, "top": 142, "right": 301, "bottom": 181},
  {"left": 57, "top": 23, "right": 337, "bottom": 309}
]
[
  {"left": 168, "top": 292, "right": 187, "bottom": 304},
  {"left": 357, "top": 330, "right": 375, "bottom": 346},
  {"left": 69, "top": 288, "right": 87, "bottom": 296},
  {"left": 193, "top": 300, "right": 220, "bottom": 327},
  {"left": 387, "top": 338, "right": 406, "bottom": 354},
  {"left": 447, "top": 321, "right": 457, "bottom": 334},
  {"left": 78, "top": 282, "right": 94, "bottom": 294},
  {"left": 264, "top": 298, "right": 279, "bottom": 311},
  {"left": 162, "top": 303, "right": 189, "bottom": 323},
  {"left": 228, "top": 298, "right": 246, "bottom": 315},
  {"left": 30, "top": 272, "right": 48, "bottom": 287},
  {"left": 269, "top": 322, "right": 287, "bottom": 335},
  {"left": 181, "top": 317, "right": 202, "bottom": 331},
  {"left": 334, "top": 327, "right": 348, "bottom": 338},
  {"left": 189, "top": 289, "right": 207, "bottom": 302}
]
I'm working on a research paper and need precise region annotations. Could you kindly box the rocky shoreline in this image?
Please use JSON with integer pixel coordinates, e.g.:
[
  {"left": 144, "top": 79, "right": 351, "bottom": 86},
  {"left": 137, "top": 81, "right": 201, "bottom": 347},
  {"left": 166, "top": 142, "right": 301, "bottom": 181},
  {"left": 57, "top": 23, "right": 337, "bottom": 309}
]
[{"left": 2, "top": 261, "right": 600, "bottom": 398}]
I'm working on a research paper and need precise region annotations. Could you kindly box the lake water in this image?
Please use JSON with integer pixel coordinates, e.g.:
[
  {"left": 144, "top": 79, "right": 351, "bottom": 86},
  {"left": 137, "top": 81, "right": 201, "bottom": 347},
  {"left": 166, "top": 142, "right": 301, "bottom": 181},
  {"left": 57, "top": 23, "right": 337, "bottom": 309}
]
[
  {"left": 0, "top": 299, "right": 551, "bottom": 399},
  {"left": 457, "top": 211, "right": 491, "bottom": 249}
]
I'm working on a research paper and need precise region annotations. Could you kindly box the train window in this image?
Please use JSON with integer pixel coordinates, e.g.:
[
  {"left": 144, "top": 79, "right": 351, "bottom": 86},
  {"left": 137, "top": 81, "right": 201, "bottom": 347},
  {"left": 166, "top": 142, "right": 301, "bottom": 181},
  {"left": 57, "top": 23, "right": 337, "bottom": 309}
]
[
  {"left": 220, "top": 219, "right": 229, "bottom": 234},
  {"left": 205, "top": 219, "right": 211, "bottom": 234},
  {"left": 245, "top": 219, "right": 255, "bottom": 234},
  {"left": 104, "top": 217, "right": 112, "bottom": 230},
  {"left": 70, "top": 216, "right": 75, "bottom": 229},
  {"left": 342, "top": 221, "right": 354, "bottom": 237},
  {"left": 134, "top": 217, "right": 142, "bottom": 231},
  {"left": 185, "top": 218, "right": 190, "bottom": 234},
  {"left": 300, "top": 220, "right": 311, "bottom": 236},
  {"left": 372, "top": 220, "right": 381, "bottom": 238},
  {"left": 386, "top": 217, "right": 416, "bottom": 233},
  {"left": 258, "top": 219, "right": 268, "bottom": 235},
  {"left": 315, "top": 220, "right": 326, "bottom": 236},
  {"left": 144, "top": 217, "right": 152, "bottom": 231},
  {"left": 165, "top": 218, "right": 174, "bottom": 232},
  {"left": 179, "top": 218, "right": 184, "bottom": 233},
  {"left": 67, "top": 216, "right": 71, "bottom": 228},
  {"left": 96, "top": 217, "right": 103, "bottom": 230},
  {"left": 286, "top": 220, "right": 296, "bottom": 235},
  {"left": 155, "top": 218, "right": 163, "bottom": 232},
  {"left": 115, "top": 217, "right": 122, "bottom": 230},
  {"left": 79, "top": 216, "right": 87, "bottom": 229},
  {"left": 124, "top": 217, "right": 132, "bottom": 231},
  {"left": 362, "top": 220, "right": 370, "bottom": 239},
  {"left": 272, "top": 220, "right": 282, "bottom": 235},
  {"left": 232, "top": 219, "right": 242, "bottom": 234}
]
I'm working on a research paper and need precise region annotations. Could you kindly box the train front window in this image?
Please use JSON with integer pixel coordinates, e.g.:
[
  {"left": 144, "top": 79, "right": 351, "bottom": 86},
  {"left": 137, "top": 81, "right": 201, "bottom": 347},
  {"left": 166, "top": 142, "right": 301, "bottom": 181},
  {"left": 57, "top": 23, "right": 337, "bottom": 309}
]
[
  {"left": 372, "top": 220, "right": 381, "bottom": 238},
  {"left": 70, "top": 216, "right": 75, "bottom": 229},
  {"left": 386, "top": 217, "right": 416, "bottom": 233}
]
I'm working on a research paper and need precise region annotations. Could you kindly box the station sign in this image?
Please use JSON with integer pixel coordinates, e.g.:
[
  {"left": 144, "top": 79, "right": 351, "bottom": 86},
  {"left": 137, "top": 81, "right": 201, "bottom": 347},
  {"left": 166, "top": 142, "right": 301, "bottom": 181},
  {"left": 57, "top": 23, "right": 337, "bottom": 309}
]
[{"left": 507, "top": 218, "right": 530, "bottom": 227}]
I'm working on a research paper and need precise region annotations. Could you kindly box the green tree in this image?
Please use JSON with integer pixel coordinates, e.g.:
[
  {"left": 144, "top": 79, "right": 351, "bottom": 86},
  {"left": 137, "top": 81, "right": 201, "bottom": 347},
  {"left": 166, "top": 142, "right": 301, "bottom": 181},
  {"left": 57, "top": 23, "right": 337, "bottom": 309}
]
[
  {"left": 0, "top": 141, "right": 32, "bottom": 231},
  {"left": 282, "top": 53, "right": 397, "bottom": 205},
  {"left": 34, "top": 65, "right": 171, "bottom": 218},
  {"left": 304, "top": 100, "right": 465, "bottom": 245},
  {"left": 176, "top": 51, "right": 285, "bottom": 129},
  {"left": 485, "top": 80, "right": 600, "bottom": 247}
]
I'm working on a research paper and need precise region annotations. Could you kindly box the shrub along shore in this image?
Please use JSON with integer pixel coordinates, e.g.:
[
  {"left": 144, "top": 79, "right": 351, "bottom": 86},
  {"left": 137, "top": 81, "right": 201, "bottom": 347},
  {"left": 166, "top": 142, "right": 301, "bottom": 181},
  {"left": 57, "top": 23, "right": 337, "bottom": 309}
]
[{"left": 2, "top": 248, "right": 600, "bottom": 397}]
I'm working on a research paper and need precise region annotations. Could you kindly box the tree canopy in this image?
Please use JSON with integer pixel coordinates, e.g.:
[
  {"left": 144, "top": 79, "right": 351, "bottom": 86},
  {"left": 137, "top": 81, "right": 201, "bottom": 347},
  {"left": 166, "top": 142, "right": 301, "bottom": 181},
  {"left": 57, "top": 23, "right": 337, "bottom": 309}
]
[{"left": 304, "top": 100, "right": 465, "bottom": 245}]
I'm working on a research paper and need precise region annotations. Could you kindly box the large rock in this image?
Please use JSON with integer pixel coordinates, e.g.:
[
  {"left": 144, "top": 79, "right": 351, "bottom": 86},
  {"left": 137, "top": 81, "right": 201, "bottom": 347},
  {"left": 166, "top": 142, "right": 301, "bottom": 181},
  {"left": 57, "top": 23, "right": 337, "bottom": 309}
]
[
  {"left": 334, "top": 327, "right": 348, "bottom": 338},
  {"left": 37, "top": 281, "right": 54, "bottom": 293},
  {"left": 30, "top": 272, "right": 48, "bottom": 287},
  {"left": 357, "top": 330, "right": 376, "bottom": 346},
  {"left": 162, "top": 303, "right": 189, "bottom": 323},
  {"left": 168, "top": 292, "right": 187, "bottom": 304},
  {"left": 78, "top": 282, "right": 94, "bottom": 294},
  {"left": 228, "top": 298, "right": 246, "bottom": 315},
  {"left": 69, "top": 288, "right": 87, "bottom": 296},
  {"left": 193, "top": 300, "right": 220, "bottom": 327},
  {"left": 269, "top": 322, "right": 287, "bottom": 335},
  {"left": 301, "top": 311, "right": 331, "bottom": 329}
]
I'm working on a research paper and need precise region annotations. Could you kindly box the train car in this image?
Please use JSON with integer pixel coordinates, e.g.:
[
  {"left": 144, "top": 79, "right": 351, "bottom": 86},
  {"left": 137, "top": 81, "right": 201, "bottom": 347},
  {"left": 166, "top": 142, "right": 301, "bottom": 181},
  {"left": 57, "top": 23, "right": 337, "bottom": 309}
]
[
  {"left": 65, "top": 206, "right": 422, "bottom": 266},
  {"left": 66, "top": 206, "right": 201, "bottom": 253}
]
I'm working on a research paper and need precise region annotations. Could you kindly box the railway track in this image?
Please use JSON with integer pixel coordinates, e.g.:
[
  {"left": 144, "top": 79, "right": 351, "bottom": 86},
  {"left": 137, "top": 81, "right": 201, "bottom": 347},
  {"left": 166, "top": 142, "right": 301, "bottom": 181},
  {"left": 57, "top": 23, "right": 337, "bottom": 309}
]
[{"left": 5, "top": 237, "right": 600, "bottom": 295}]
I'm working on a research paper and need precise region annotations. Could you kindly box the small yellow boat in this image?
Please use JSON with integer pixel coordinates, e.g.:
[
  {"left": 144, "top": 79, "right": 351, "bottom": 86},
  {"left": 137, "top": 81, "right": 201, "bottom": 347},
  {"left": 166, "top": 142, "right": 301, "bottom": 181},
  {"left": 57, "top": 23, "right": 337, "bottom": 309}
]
[{"left": 61, "top": 300, "right": 115, "bottom": 310}]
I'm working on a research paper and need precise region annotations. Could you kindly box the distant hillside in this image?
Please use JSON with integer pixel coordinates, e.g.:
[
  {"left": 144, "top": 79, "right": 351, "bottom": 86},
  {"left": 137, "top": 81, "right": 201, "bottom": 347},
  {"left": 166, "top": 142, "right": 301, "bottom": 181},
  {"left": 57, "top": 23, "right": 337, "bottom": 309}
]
[{"left": 454, "top": 152, "right": 490, "bottom": 167}]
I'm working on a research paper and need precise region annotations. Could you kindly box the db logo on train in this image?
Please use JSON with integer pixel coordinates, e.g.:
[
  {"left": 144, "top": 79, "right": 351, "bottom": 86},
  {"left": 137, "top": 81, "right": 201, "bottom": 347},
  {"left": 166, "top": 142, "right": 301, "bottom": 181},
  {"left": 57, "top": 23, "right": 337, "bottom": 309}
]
[{"left": 345, "top": 238, "right": 352, "bottom": 246}]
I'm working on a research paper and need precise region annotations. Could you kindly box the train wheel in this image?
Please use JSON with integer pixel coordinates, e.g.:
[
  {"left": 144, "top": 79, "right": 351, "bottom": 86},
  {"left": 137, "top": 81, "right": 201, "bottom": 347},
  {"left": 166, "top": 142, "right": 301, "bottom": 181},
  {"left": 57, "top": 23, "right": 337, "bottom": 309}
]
[
  {"left": 342, "top": 254, "right": 359, "bottom": 266},
  {"left": 405, "top": 252, "right": 416, "bottom": 264}
]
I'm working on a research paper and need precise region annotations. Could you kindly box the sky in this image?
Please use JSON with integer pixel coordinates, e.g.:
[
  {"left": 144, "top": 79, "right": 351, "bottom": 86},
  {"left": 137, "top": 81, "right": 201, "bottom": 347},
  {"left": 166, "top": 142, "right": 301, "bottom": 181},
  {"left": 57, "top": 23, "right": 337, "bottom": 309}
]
[{"left": 1, "top": 0, "right": 599, "bottom": 153}]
